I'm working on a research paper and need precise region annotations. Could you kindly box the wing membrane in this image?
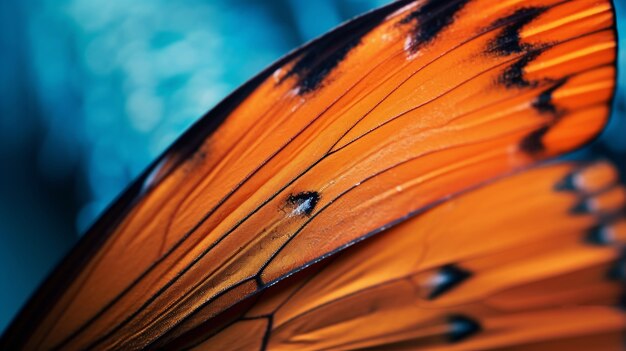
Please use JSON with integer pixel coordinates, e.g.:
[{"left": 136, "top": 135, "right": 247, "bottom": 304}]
[{"left": 188, "top": 161, "right": 625, "bottom": 351}]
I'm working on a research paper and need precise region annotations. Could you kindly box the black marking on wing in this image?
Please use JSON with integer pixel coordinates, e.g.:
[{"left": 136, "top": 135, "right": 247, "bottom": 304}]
[
  {"left": 428, "top": 264, "right": 472, "bottom": 300},
  {"left": 284, "top": 36, "right": 362, "bottom": 95},
  {"left": 447, "top": 315, "right": 481, "bottom": 343},
  {"left": 282, "top": 1, "right": 411, "bottom": 95},
  {"left": 619, "top": 293, "right": 626, "bottom": 311},
  {"left": 533, "top": 78, "right": 568, "bottom": 114},
  {"left": 586, "top": 225, "right": 611, "bottom": 245},
  {"left": 570, "top": 199, "right": 591, "bottom": 215},
  {"left": 519, "top": 126, "right": 550, "bottom": 155},
  {"left": 286, "top": 191, "right": 320, "bottom": 217},
  {"left": 499, "top": 49, "right": 543, "bottom": 88},
  {"left": 401, "top": 0, "right": 471, "bottom": 53},
  {"left": 521, "top": 79, "right": 568, "bottom": 155},
  {"left": 487, "top": 7, "right": 548, "bottom": 55},
  {"left": 555, "top": 171, "right": 577, "bottom": 192},
  {"left": 487, "top": 7, "right": 549, "bottom": 88},
  {"left": 607, "top": 252, "right": 625, "bottom": 281}
]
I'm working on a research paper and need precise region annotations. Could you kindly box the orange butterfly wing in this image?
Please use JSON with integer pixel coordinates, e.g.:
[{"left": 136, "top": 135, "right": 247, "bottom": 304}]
[
  {"left": 0, "top": 0, "right": 618, "bottom": 349},
  {"left": 189, "top": 161, "right": 626, "bottom": 350}
]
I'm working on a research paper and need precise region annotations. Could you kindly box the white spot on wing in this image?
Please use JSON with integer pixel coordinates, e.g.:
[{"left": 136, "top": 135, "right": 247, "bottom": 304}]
[
  {"left": 403, "top": 36, "right": 421, "bottom": 60},
  {"left": 273, "top": 68, "right": 283, "bottom": 83},
  {"left": 290, "top": 198, "right": 313, "bottom": 217}
]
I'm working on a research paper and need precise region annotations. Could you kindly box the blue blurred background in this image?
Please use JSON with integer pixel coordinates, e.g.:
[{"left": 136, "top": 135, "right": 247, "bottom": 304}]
[{"left": 0, "top": 0, "right": 624, "bottom": 333}]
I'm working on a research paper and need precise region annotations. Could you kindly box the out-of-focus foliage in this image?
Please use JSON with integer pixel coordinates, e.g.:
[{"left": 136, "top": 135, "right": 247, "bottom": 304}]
[{"left": 0, "top": 0, "right": 623, "bottom": 334}]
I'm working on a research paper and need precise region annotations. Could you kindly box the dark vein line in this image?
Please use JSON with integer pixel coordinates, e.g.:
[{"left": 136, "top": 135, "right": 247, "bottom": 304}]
[{"left": 260, "top": 315, "right": 273, "bottom": 351}]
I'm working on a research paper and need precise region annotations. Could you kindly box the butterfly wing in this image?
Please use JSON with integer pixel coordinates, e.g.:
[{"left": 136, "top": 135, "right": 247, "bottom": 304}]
[
  {"left": 1, "top": 0, "right": 617, "bottom": 349},
  {"left": 186, "top": 161, "right": 626, "bottom": 351}
]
